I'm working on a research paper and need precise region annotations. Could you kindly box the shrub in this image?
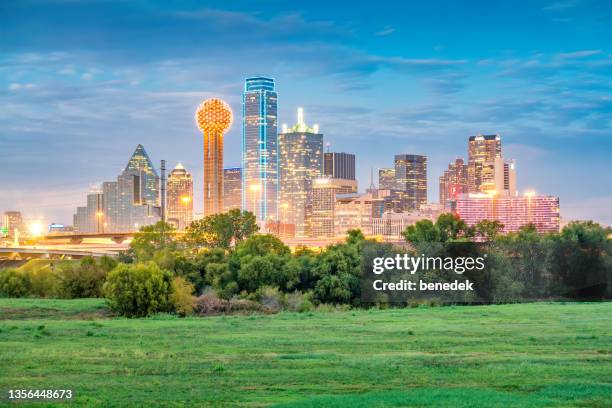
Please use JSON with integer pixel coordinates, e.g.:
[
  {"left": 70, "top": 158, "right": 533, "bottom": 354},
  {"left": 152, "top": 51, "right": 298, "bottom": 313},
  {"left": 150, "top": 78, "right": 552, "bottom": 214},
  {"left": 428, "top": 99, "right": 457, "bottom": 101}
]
[
  {"left": 103, "top": 262, "right": 173, "bottom": 317},
  {"left": 0, "top": 268, "right": 31, "bottom": 297},
  {"left": 170, "top": 277, "right": 195, "bottom": 316},
  {"left": 18, "top": 260, "right": 58, "bottom": 298},
  {"left": 256, "top": 286, "right": 283, "bottom": 313},
  {"left": 194, "top": 291, "right": 230, "bottom": 315},
  {"left": 284, "top": 291, "right": 314, "bottom": 313},
  {"left": 228, "top": 297, "right": 265, "bottom": 314},
  {"left": 56, "top": 257, "right": 108, "bottom": 298}
]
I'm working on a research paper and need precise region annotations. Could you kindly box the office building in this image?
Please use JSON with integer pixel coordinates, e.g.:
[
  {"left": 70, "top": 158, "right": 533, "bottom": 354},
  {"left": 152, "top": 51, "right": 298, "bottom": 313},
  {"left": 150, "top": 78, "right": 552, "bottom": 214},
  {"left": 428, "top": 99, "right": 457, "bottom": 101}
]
[
  {"left": 335, "top": 191, "right": 377, "bottom": 236},
  {"left": 455, "top": 193, "right": 560, "bottom": 234},
  {"left": 166, "top": 163, "right": 193, "bottom": 230},
  {"left": 439, "top": 158, "right": 468, "bottom": 209},
  {"left": 2, "top": 211, "right": 23, "bottom": 238},
  {"left": 494, "top": 157, "right": 517, "bottom": 197},
  {"left": 74, "top": 145, "right": 161, "bottom": 233},
  {"left": 223, "top": 167, "right": 242, "bottom": 212},
  {"left": 311, "top": 177, "right": 343, "bottom": 237},
  {"left": 242, "top": 77, "right": 279, "bottom": 223},
  {"left": 467, "top": 134, "right": 501, "bottom": 194},
  {"left": 324, "top": 152, "right": 355, "bottom": 180},
  {"left": 196, "top": 98, "right": 233, "bottom": 216},
  {"left": 378, "top": 167, "right": 396, "bottom": 190},
  {"left": 394, "top": 154, "right": 427, "bottom": 210},
  {"left": 279, "top": 108, "right": 324, "bottom": 237}
]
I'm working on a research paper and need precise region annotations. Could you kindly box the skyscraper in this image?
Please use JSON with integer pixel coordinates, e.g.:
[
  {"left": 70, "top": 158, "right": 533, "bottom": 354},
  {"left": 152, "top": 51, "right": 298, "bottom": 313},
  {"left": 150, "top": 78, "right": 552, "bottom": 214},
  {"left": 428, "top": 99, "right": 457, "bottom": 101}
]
[
  {"left": 394, "top": 154, "right": 427, "bottom": 210},
  {"left": 223, "top": 167, "right": 242, "bottom": 212},
  {"left": 124, "top": 144, "right": 160, "bottom": 206},
  {"left": 196, "top": 98, "right": 233, "bottom": 217},
  {"left": 378, "top": 167, "right": 396, "bottom": 190},
  {"left": 242, "top": 76, "right": 278, "bottom": 223},
  {"left": 467, "top": 134, "right": 501, "bottom": 194},
  {"left": 166, "top": 163, "right": 193, "bottom": 230},
  {"left": 279, "top": 108, "right": 324, "bottom": 237},
  {"left": 323, "top": 152, "right": 355, "bottom": 180},
  {"left": 439, "top": 158, "right": 468, "bottom": 209},
  {"left": 74, "top": 145, "right": 161, "bottom": 233}
]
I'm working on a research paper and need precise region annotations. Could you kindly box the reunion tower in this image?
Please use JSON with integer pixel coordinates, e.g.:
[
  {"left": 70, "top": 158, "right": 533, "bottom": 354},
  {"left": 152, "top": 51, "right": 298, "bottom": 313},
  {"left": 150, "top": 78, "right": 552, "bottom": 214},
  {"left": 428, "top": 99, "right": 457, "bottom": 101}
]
[{"left": 195, "top": 98, "right": 233, "bottom": 216}]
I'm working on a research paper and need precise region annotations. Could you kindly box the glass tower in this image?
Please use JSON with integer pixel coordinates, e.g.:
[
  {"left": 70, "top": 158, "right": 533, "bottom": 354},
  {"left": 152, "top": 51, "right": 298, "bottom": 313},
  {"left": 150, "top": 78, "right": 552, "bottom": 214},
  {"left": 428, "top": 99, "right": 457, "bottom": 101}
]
[
  {"left": 242, "top": 77, "right": 279, "bottom": 223},
  {"left": 394, "top": 154, "right": 428, "bottom": 211}
]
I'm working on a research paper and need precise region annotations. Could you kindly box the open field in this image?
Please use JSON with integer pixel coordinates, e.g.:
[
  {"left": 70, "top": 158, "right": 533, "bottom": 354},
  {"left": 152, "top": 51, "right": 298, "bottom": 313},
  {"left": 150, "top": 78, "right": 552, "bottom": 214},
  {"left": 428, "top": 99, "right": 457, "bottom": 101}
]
[{"left": 0, "top": 300, "right": 610, "bottom": 407}]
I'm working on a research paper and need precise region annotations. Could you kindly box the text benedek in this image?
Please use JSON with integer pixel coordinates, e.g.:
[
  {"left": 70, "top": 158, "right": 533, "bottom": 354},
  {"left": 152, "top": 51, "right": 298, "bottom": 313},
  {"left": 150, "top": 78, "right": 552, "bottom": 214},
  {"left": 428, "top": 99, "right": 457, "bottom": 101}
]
[{"left": 372, "top": 279, "right": 474, "bottom": 291}]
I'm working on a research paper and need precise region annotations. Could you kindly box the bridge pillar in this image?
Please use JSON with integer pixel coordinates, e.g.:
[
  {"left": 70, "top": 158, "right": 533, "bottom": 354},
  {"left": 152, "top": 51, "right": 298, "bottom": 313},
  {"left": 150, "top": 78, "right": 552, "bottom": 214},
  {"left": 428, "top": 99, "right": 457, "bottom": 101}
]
[
  {"left": 112, "top": 236, "right": 125, "bottom": 244},
  {"left": 70, "top": 237, "right": 83, "bottom": 244}
]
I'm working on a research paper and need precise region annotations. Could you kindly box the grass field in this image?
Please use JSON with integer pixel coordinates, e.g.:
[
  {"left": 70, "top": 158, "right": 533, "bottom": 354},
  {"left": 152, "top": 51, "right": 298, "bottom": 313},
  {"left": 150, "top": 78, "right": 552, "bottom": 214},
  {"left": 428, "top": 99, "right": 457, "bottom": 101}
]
[{"left": 0, "top": 300, "right": 610, "bottom": 407}]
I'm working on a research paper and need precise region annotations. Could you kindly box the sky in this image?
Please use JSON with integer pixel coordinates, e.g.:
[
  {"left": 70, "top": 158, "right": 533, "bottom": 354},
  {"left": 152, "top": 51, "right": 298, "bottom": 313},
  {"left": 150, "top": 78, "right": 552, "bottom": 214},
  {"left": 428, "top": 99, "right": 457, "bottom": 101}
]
[{"left": 1, "top": 0, "right": 611, "bottom": 226}]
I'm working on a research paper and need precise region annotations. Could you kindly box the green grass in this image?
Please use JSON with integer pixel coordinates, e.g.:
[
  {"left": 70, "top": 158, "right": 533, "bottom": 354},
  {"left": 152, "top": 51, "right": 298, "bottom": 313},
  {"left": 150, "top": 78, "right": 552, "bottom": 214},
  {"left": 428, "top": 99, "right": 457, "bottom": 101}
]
[{"left": 0, "top": 301, "right": 610, "bottom": 407}]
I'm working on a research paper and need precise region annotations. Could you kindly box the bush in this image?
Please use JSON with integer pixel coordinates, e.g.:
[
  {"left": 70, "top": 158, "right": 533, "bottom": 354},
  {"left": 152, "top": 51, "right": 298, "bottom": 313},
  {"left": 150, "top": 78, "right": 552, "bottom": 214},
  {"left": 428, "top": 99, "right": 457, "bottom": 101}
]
[
  {"left": 170, "top": 277, "right": 195, "bottom": 316},
  {"left": 0, "top": 268, "right": 31, "bottom": 297},
  {"left": 17, "top": 260, "right": 58, "bottom": 298},
  {"left": 194, "top": 291, "right": 230, "bottom": 315},
  {"left": 284, "top": 291, "right": 314, "bottom": 313},
  {"left": 103, "top": 262, "right": 173, "bottom": 317},
  {"left": 256, "top": 286, "right": 283, "bottom": 312},
  {"left": 56, "top": 257, "right": 108, "bottom": 298}
]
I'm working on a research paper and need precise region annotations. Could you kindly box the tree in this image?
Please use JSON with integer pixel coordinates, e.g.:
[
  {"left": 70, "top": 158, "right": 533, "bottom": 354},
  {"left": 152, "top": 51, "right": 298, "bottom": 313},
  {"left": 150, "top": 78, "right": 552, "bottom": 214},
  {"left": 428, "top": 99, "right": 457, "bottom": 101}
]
[
  {"left": 313, "top": 242, "right": 362, "bottom": 304},
  {"left": 170, "top": 277, "right": 195, "bottom": 316},
  {"left": 0, "top": 268, "right": 31, "bottom": 297},
  {"left": 130, "top": 221, "right": 177, "bottom": 261},
  {"left": 548, "top": 221, "right": 611, "bottom": 300},
  {"left": 184, "top": 209, "right": 258, "bottom": 249},
  {"left": 103, "top": 262, "right": 173, "bottom": 317},
  {"left": 56, "top": 256, "right": 109, "bottom": 298},
  {"left": 402, "top": 219, "right": 441, "bottom": 243},
  {"left": 475, "top": 219, "right": 504, "bottom": 242},
  {"left": 436, "top": 213, "right": 473, "bottom": 241}
]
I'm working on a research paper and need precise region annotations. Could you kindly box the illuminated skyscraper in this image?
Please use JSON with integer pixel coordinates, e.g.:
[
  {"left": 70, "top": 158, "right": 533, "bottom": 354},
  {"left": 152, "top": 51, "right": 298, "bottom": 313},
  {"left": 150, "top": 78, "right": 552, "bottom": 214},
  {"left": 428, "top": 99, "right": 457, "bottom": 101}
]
[
  {"left": 439, "top": 158, "right": 468, "bottom": 209},
  {"left": 279, "top": 108, "right": 323, "bottom": 237},
  {"left": 242, "top": 77, "right": 278, "bottom": 223},
  {"left": 196, "top": 98, "right": 233, "bottom": 217},
  {"left": 394, "top": 154, "right": 427, "bottom": 210},
  {"left": 378, "top": 167, "right": 396, "bottom": 190},
  {"left": 166, "top": 163, "right": 193, "bottom": 230},
  {"left": 467, "top": 134, "right": 501, "bottom": 194},
  {"left": 324, "top": 152, "right": 355, "bottom": 180},
  {"left": 223, "top": 167, "right": 242, "bottom": 211}
]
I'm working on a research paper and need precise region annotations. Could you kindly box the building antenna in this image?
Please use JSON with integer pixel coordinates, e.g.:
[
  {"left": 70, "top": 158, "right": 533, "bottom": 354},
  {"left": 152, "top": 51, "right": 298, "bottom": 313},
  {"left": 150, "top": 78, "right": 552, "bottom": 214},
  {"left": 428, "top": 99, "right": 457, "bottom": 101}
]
[{"left": 369, "top": 167, "right": 375, "bottom": 191}]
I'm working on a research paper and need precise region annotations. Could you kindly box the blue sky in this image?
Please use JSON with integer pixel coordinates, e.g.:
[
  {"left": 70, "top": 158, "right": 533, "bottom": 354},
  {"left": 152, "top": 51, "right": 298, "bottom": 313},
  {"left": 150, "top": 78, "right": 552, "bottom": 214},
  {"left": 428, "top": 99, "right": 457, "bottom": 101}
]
[{"left": 1, "top": 0, "right": 611, "bottom": 226}]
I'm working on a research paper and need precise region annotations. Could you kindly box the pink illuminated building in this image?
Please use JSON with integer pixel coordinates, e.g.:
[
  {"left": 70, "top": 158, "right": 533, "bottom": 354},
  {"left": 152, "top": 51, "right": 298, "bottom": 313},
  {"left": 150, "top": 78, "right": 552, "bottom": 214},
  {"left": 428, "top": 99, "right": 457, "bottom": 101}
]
[{"left": 455, "top": 193, "right": 560, "bottom": 234}]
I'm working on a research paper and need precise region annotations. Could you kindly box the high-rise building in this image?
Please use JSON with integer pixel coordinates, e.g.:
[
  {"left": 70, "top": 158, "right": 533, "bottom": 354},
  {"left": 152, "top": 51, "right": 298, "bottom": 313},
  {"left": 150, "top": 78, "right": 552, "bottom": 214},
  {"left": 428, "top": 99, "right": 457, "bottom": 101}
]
[
  {"left": 242, "top": 76, "right": 279, "bottom": 223},
  {"left": 74, "top": 145, "right": 161, "bottom": 233},
  {"left": 124, "top": 144, "right": 160, "bottom": 206},
  {"left": 335, "top": 191, "right": 378, "bottom": 236},
  {"left": 455, "top": 193, "right": 560, "bottom": 234},
  {"left": 196, "top": 98, "right": 233, "bottom": 217},
  {"left": 323, "top": 152, "right": 356, "bottom": 180},
  {"left": 394, "top": 154, "right": 427, "bottom": 210},
  {"left": 467, "top": 134, "right": 501, "bottom": 194},
  {"left": 279, "top": 108, "right": 324, "bottom": 237},
  {"left": 223, "top": 167, "right": 242, "bottom": 212},
  {"left": 311, "top": 177, "right": 342, "bottom": 237},
  {"left": 439, "top": 158, "right": 468, "bottom": 209},
  {"left": 494, "top": 157, "right": 517, "bottom": 197},
  {"left": 166, "top": 163, "right": 193, "bottom": 230},
  {"left": 378, "top": 168, "right": 396, "bottom": 190},
  {"left": 2, "top": 211, "right": 23, "bottom": 238}
]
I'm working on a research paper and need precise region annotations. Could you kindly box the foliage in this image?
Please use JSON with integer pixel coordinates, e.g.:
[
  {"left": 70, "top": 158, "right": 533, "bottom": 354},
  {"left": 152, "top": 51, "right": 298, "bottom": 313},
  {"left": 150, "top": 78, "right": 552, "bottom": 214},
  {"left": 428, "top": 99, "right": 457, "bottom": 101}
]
[
  {"left": 103, "top": 262, "right": 173, "bottom": 317},
  {"left": 55, "top": 257, "right": 110, "bottom": 298},
  {"left": 130, "top": 221, "right": 177, "bottom": 261},
  {"left": 184, "top": 209, "right": 258, "bottom": 249},
  {"left": 170, "top": 277, "right": 195, "bottom": 316},
  {"left": 0, "top": 268, "right": 31, "bottom": 297}
]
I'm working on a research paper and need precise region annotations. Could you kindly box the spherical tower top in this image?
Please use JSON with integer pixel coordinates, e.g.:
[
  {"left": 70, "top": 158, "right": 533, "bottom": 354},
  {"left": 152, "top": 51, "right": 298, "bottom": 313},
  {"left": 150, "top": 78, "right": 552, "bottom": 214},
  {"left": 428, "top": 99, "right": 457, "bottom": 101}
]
[{"left": 195, "top": 98, "right": 233, "bottom": 134}]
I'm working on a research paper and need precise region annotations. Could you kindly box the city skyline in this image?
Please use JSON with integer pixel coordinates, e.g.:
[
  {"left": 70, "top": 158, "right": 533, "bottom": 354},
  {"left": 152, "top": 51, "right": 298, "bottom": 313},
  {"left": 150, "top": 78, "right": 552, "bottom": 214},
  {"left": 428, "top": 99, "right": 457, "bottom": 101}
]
[{"left": 1, "top": 1, "right": 611, "bottom": 226}]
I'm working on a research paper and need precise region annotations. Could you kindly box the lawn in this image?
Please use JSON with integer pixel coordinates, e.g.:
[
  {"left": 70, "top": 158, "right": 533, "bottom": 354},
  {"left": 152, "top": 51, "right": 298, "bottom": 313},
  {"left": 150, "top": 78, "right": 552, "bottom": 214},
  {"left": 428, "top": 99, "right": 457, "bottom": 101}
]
[{"left": 0, "top": 300, "right": 610, "bottom": 407}]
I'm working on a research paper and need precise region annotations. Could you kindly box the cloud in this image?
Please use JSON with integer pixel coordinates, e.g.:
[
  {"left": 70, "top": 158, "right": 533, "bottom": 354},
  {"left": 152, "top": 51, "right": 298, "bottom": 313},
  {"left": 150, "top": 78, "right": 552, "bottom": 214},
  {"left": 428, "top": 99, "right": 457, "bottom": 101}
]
[
  {"left": 543, "top": 0, "right": 581, "bottom": 11},
  {"left": 375, "top": 26, "right": 396, "bottom": 36},
  {"left": 558, "top": 50, "right": 602, "bottom": 59}
]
